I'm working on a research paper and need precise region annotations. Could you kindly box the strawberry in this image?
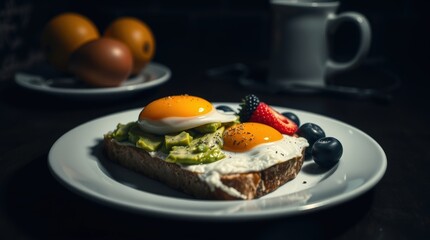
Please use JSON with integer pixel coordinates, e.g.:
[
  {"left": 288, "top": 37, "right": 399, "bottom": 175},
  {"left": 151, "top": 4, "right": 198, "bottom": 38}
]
[{"left": 249, "top": 102, "right": 298, "bottom": 135}]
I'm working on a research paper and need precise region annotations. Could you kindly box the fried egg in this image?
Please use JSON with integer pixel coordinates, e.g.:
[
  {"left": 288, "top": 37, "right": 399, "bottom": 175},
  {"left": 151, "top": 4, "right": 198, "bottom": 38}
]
[
  {"left": 137, "top": 95, "right": 237, "bottom": 134},
  {"left": 223, "top": 122, "right": 284, "bottom": 152},
  {"left": 182, "top": 122, "right": 309, "bottom": 198},
  {"left": 219, "top": 123, "right": 308, "bottom": 173},
  {"left": 185, "top": 122, "right": 308, "bottom": 174}
]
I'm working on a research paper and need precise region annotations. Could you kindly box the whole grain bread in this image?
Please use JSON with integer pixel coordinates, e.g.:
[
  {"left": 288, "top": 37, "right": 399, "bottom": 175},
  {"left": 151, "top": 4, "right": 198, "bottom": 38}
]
[{"left": 103, "top": 136, "right": 305, "bottom": 200}]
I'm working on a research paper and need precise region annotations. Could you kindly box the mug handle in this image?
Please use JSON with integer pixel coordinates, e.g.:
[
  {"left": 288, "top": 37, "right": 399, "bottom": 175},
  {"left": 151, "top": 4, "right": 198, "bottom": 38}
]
[{"left": 326, "top": 12, "right": 371, "bottom": 76}]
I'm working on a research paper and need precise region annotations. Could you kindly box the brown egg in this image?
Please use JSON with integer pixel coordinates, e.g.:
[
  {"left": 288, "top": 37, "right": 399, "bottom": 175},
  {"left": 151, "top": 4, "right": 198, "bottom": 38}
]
[{"left": 68, "top": 37, "right": 133, "bottom": 87}]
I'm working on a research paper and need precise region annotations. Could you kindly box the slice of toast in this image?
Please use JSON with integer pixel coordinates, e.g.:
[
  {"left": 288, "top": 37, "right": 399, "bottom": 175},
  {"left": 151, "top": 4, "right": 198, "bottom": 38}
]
[{"left": 103, "top": 136, "right": 305, "bottom": 200}]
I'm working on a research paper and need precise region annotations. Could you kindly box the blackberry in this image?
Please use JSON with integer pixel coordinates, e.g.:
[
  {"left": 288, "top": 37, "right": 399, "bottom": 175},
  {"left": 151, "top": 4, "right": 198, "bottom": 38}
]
[{"left": 238, "top": 94, "right": 260, "bottom": 122}]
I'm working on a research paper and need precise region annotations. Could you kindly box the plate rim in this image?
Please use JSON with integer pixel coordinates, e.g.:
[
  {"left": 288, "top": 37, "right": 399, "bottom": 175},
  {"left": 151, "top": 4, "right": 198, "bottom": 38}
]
[
  {"left": 14, "top": 62, "right": 171, "bottom": 96},
  {"left": 48, "top": 103, "right": 387, "bottom": 220}
]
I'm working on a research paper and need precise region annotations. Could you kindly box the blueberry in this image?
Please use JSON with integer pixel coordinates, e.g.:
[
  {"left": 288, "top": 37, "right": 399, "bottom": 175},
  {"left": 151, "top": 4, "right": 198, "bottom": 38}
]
[
  {"left": 312, "top": 137, "right": 343, "bottom": 168},
  {"left": 297, "top": 123, "right": 325, "bottom": 158},
  {"left": 216, "top": 105, "right": 235, "bottom": 113},
  {"left": 282, "top": 112, "right": 300, "bottom": 126}
]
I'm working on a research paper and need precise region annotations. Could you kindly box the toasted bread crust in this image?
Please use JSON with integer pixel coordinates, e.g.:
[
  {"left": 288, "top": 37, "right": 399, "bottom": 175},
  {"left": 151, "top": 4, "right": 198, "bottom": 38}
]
[{"left": 103, "top": 136, "right": 304, "bottom": 200}]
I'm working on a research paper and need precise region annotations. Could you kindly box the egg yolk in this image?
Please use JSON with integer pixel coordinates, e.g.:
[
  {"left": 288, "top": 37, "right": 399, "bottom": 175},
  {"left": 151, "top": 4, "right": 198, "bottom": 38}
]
[
  {"left": 223, "top": 123, "right": 283, "bottom": 152},
  {"left": 139, "top": 95, "right": 213, "bottom": 120}
]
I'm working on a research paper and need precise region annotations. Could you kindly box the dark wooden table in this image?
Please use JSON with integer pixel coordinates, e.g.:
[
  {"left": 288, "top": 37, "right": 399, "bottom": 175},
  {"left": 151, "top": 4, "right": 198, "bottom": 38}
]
[{"left": 1, "top": 41, "right": 429, "bottom": 239}]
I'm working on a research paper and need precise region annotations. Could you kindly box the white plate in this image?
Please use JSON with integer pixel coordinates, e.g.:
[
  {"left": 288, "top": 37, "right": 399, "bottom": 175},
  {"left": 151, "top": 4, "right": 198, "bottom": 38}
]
[
  {"left": 48, "top": 103, "right": 387, "bottom": 220},
  {"left": 15, "top": 62, "right": 171, "bottom": 100}
]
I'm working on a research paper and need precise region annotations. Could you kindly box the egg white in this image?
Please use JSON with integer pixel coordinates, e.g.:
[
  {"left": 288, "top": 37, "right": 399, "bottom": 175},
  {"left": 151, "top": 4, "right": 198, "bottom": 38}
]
[
  {"left": 182, "top": 134, "right": 309, "bottom": 199},
  {"left": 137, "top": 108, "right": 237, "bottom": 134},
  {"left": 183, "top": 135, "right": 308, "bottom": 174}
]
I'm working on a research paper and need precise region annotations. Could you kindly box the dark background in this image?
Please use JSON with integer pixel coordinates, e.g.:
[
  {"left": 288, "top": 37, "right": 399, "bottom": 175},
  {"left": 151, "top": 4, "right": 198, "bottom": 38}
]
[
  {"left": 1, "top": 0, "right": 430, "bottom": 239},
  {"left": 1, "top": 0, "right": 429, "bottom": 86}
]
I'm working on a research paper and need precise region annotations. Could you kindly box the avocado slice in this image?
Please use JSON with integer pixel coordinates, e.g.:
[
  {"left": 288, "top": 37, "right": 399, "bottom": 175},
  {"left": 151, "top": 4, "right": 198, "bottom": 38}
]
[
  {"left": 166, "top": 127, "right": 226, "bottom": 164},
  {"left": 109, "top": 122, "right": 135, "bottom": 141},
  {"left": 164, "top": 131, "right": 193, "bottom": 150},
  {"left": 166, "top": 146, "right": 225, "bottom": 165},
  {"left": 128, "top": 124, "right": 163, "bottom": 151},
  {"left": 107, "top": 120, "right": 231, "bottom": 165},
  {"left": 193, "top": 122, "right": 222, "bottom": 133}
]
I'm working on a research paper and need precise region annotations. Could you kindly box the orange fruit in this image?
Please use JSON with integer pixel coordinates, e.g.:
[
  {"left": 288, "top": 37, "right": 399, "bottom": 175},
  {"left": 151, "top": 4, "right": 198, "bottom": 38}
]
[
  {"left": 104, "top": 17, "right": 155, "bottom": 75},
  {"left": 41, "top": 12, "right": 100, "bottom": 72}
]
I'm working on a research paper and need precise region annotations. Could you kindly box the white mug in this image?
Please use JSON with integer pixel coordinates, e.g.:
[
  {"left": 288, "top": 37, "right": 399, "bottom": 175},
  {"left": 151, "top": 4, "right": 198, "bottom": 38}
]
[{"left": 267, "top": 0, "right": 371, "bottom": 88}]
